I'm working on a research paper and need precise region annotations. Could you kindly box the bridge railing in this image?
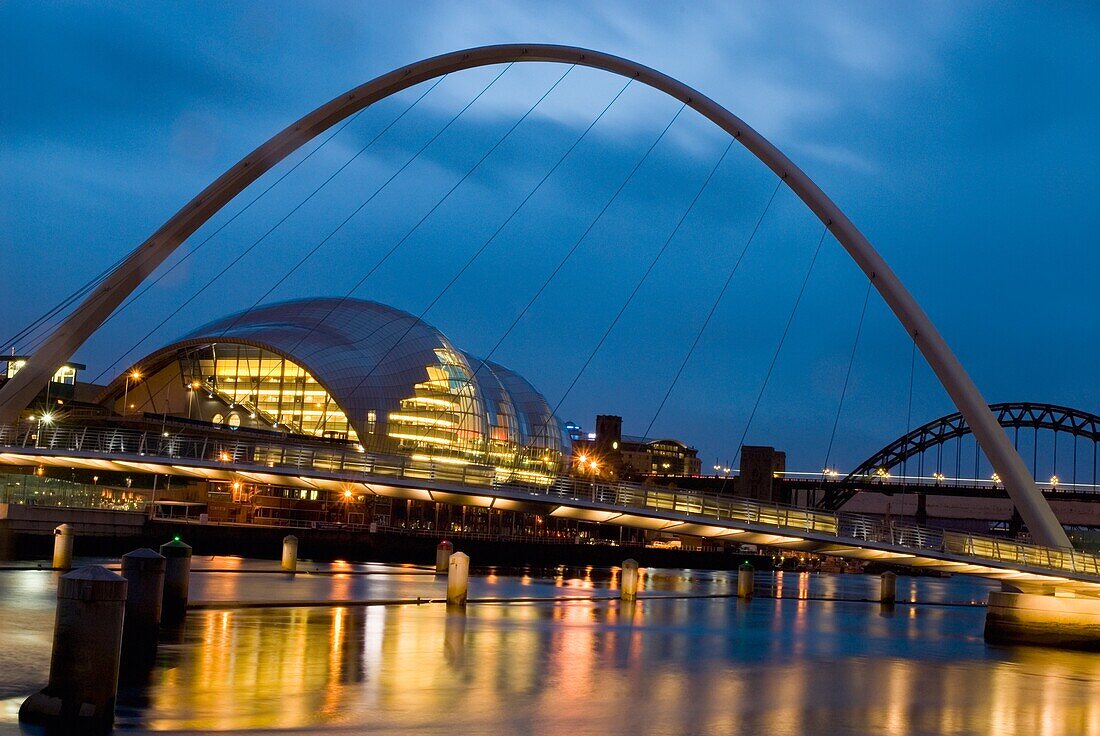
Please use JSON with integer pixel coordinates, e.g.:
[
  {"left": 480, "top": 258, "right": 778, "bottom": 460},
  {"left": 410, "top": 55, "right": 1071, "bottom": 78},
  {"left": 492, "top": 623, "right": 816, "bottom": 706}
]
[
  {"left": 941, "top": 531, "right": 1100, "bottom": 576},
  {"left": 2, "top": 423, "right": 500, "bottom": 488},
  {"left": 3, "top": 423, "right": 1100, "bottom": 578}
]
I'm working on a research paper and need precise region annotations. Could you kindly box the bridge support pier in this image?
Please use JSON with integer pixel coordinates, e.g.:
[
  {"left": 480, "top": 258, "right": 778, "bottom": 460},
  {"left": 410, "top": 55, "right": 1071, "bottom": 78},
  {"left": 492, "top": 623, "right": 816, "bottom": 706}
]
[{"left": 984, "top": 590, "right": 1100, "bottom": 651}]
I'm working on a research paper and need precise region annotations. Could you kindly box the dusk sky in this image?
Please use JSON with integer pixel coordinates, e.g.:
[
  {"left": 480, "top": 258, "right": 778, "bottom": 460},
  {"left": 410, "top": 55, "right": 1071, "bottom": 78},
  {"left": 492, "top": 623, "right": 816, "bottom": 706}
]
[{"left": 2, "top": 1, "right": 1098, "bottom": 473}]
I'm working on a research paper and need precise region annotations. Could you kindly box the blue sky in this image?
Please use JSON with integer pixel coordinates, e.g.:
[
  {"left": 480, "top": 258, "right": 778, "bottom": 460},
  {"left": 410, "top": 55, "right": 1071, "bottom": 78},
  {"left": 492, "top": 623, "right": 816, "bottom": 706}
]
[{"left": 2, "top": 1, "right": 1098, "bottom": 473}]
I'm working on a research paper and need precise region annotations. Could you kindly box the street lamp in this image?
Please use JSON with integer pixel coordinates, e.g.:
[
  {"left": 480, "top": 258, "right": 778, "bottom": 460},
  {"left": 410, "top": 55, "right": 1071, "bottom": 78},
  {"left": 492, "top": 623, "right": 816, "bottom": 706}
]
[
  {"left": 188, "top": 379, "right": 201, "bottom": 419},
  {"left": 34, "top": 411, "right": 54, "bottom": 448},
  {"left": 1050, "top": 475, "right": 1060, "bottom": 488},
  {"left": 123, "top": 369, "right": 141, "bottom": 416}
]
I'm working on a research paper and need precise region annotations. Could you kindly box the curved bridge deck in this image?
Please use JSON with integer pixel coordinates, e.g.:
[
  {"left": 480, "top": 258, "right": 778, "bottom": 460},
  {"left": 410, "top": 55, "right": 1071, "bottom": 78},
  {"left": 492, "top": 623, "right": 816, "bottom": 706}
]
[{"left": 3, "top": 424, "right": 1099, "bottom": 594}]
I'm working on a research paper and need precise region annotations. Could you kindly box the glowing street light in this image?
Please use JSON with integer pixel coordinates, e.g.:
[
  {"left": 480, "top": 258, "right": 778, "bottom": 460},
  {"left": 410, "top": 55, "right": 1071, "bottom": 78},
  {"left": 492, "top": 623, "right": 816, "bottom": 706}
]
[
  {"left": 1050, "top": 475, "right": 1060, "bottom": 488},
  {"left": 123, "top": 369, "right": 142, "bottom": 417},
  {"left": 991, "top": 473, "right": 1001, "bottom": 485},
  {"left": 932, "top": 472, "right": 946, "bottom": 482},
  {"left": 33, "top": 411, "right": 55, "bottom": 449},
  {"left": 187, "top": 379, "right": 202, "bottom": 419}
]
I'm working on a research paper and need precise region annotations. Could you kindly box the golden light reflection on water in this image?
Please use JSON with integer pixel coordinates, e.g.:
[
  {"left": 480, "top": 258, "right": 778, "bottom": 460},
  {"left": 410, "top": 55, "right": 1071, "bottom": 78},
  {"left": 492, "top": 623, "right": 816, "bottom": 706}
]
[{"left": 118, "top": 596, "right": 1100, "bottom": 735}]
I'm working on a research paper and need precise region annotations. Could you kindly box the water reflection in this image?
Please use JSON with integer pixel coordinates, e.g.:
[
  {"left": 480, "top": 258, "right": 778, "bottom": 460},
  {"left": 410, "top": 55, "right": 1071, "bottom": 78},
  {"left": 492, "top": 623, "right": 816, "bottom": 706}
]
[
  {"left": 107, "top": 591, "right": 1100, "bottom": 734},
  {"left": 2, "top": 568, "right": 1100, "bottom": 734}
]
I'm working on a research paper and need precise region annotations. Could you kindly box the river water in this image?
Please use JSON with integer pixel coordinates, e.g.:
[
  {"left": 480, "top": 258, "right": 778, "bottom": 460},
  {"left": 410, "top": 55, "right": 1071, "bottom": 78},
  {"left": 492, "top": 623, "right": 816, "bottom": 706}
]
[{"left": 1, "top": 559, "right": 1098, "bottom": 735}]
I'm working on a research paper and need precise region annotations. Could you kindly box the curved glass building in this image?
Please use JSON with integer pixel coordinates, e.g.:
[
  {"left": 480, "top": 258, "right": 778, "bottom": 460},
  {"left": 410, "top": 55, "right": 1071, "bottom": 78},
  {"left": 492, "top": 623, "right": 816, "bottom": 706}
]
[{"left": 99, "top": 298, "right": 568, "bottom": 479}]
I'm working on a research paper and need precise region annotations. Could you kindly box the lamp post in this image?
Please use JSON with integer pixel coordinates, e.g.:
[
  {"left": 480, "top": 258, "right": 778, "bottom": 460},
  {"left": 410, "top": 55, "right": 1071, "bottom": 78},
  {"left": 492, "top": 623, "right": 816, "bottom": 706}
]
[
  {"left": 34, "top": 411, "right": 54, "bottom": 449},
  {"left": 187, "top": 380, "right": 201, "bottom": 419},
  {"left": 122, "top": 370, "right": 141, "bottom": 417}
]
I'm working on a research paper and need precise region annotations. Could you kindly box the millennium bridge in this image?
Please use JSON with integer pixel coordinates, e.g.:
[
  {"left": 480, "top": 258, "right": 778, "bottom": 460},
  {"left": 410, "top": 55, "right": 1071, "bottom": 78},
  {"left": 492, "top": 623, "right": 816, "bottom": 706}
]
[
  {"left": 5, "top": 421, "right": 1100, "bottom": 597},
  {"left": 1, "top": 44, "right": 1097, "bottom": 649}
]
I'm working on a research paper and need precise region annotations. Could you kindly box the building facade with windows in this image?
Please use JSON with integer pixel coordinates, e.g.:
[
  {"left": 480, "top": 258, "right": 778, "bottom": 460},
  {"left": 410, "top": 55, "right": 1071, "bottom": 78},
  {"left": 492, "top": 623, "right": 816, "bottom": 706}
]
[{"left": 568, "top": 414, "right": 702, "bottom": 478}]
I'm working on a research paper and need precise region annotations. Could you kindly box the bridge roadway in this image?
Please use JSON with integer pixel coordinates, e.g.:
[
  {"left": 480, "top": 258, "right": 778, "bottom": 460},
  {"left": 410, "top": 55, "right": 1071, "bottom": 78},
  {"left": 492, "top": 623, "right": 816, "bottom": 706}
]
[
  {"left": 782, "top": 477, "right": 1100, "bottom": 501},
  {"left": 3, "top": 424, "right": 1100, "bottom": 595}
]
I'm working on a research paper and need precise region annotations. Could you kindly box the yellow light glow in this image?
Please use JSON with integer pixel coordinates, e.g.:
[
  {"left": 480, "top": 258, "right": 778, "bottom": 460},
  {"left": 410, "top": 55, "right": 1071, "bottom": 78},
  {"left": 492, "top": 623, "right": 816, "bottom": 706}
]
[
  {"left": 388, "top": 413, "right": 455, "bottom": 427},
  {"left": 406, "top": 397, "right": 458, "bottom": 408},
  {"left": 388, "top": 432, "right": 453, "bottom": 445},
  {"left": 410, "top": 454, "right": 473, "bottom": 466}
]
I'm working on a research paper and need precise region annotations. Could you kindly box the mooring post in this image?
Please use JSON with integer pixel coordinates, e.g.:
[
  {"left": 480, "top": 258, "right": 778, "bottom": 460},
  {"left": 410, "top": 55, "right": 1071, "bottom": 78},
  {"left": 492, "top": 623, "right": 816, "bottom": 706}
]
[
  {"left": 19, "top": 565, "right": 127, "bottom": 731},
  {"left": 447, "top": 551, "right": 469, "bottom": 607},
  {"left": 621, "top": 559, "right": 640, "bottom": 601},
  {"left": 737, "top": 562, "right": 755, "bottom": 599},
  {"left": 120, "top": 548, "right": 166, "bottom": 651},
  {"left": 880, "top": 571, "right": 897, "bottom": 605},
  {"left": 436, "top": 540, "right": 453, "bottom": 574},
  {"left": 52, "top": 523, "right": 74, "bottom": 570},
  {"left": 159, "top": 538, "right": 192, "bottom": 623},
  {"left": 281, "top": 535, "right": 298, "bottom": 572}
]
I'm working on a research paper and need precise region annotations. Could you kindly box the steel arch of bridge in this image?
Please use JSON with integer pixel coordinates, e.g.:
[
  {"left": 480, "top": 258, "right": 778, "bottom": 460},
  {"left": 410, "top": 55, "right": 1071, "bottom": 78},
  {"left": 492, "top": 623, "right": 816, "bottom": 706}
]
[
  {"left": 0, "top": 43, "right": 1070, "bottom": 547},
  {"left": 852, "top": 402, "right": 1100, "bottom": 480},
  {"left": 817, "top": 402, "right": 1100, "bottom": 511}
]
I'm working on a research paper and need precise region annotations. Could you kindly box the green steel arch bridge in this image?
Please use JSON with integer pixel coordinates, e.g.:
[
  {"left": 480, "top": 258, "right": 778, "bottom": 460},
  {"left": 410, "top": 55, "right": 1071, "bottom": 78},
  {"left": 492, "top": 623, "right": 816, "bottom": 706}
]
[{"left": 802, "top": 402, "right": 1100, "bottom": 511}]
